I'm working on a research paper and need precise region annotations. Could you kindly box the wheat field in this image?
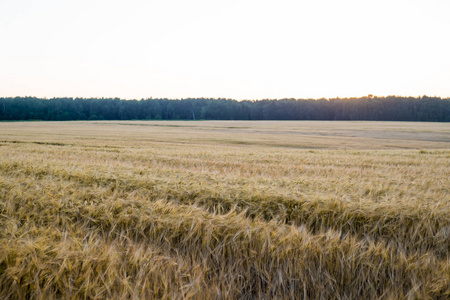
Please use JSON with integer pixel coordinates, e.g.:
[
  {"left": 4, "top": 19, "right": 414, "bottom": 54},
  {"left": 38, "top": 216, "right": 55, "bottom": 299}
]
[{"left": 0, "top": 121, "right": 449, "bottom": 299}]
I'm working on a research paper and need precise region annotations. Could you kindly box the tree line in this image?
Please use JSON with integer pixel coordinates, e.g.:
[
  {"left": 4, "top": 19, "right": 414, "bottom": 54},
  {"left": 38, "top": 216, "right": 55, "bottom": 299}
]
[{"left": 1, "top": 96, "right": 449, "bottom": 122}]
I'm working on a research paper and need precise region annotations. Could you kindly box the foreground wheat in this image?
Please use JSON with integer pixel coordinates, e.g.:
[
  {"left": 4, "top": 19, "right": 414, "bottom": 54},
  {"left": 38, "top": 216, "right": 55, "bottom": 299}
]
[{"left": 0, "top": 121, "right": 449, "bottom": 299}]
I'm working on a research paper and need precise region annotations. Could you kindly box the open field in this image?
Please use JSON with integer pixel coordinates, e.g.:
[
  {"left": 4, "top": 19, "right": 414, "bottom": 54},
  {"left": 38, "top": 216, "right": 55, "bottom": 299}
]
[{"left": 0, "top": 121, "right": 449, "bottom": 299}]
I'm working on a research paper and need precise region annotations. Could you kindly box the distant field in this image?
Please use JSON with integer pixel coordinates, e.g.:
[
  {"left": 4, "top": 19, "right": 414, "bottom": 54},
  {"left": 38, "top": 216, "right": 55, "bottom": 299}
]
[{"left": 0, "top": 121, "right": 449, "bottom": 299}]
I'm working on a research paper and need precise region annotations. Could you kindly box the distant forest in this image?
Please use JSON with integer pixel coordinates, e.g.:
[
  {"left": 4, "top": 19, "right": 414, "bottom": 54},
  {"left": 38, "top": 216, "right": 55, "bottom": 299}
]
[{"left": 1, "top": 96, "right": 449, "bottom": 122}]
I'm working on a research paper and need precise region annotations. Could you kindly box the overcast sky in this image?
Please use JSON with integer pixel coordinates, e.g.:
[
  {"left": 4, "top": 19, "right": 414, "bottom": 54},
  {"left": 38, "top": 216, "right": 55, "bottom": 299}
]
[{"left": 1, "top": 0, "right": 449, "bottom": 100}]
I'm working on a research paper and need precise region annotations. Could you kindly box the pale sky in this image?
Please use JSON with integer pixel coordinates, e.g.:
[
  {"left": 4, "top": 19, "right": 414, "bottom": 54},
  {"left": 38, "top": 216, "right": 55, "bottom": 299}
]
[{"left": 1, "top": 0, "right": 449, "bottom": 100}]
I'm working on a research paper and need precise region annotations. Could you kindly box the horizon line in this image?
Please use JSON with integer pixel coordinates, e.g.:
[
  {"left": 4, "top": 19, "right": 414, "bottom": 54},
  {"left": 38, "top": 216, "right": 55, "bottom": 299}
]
[{"left": 2, "top": 94, "right": 450, "bottom": 101}]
